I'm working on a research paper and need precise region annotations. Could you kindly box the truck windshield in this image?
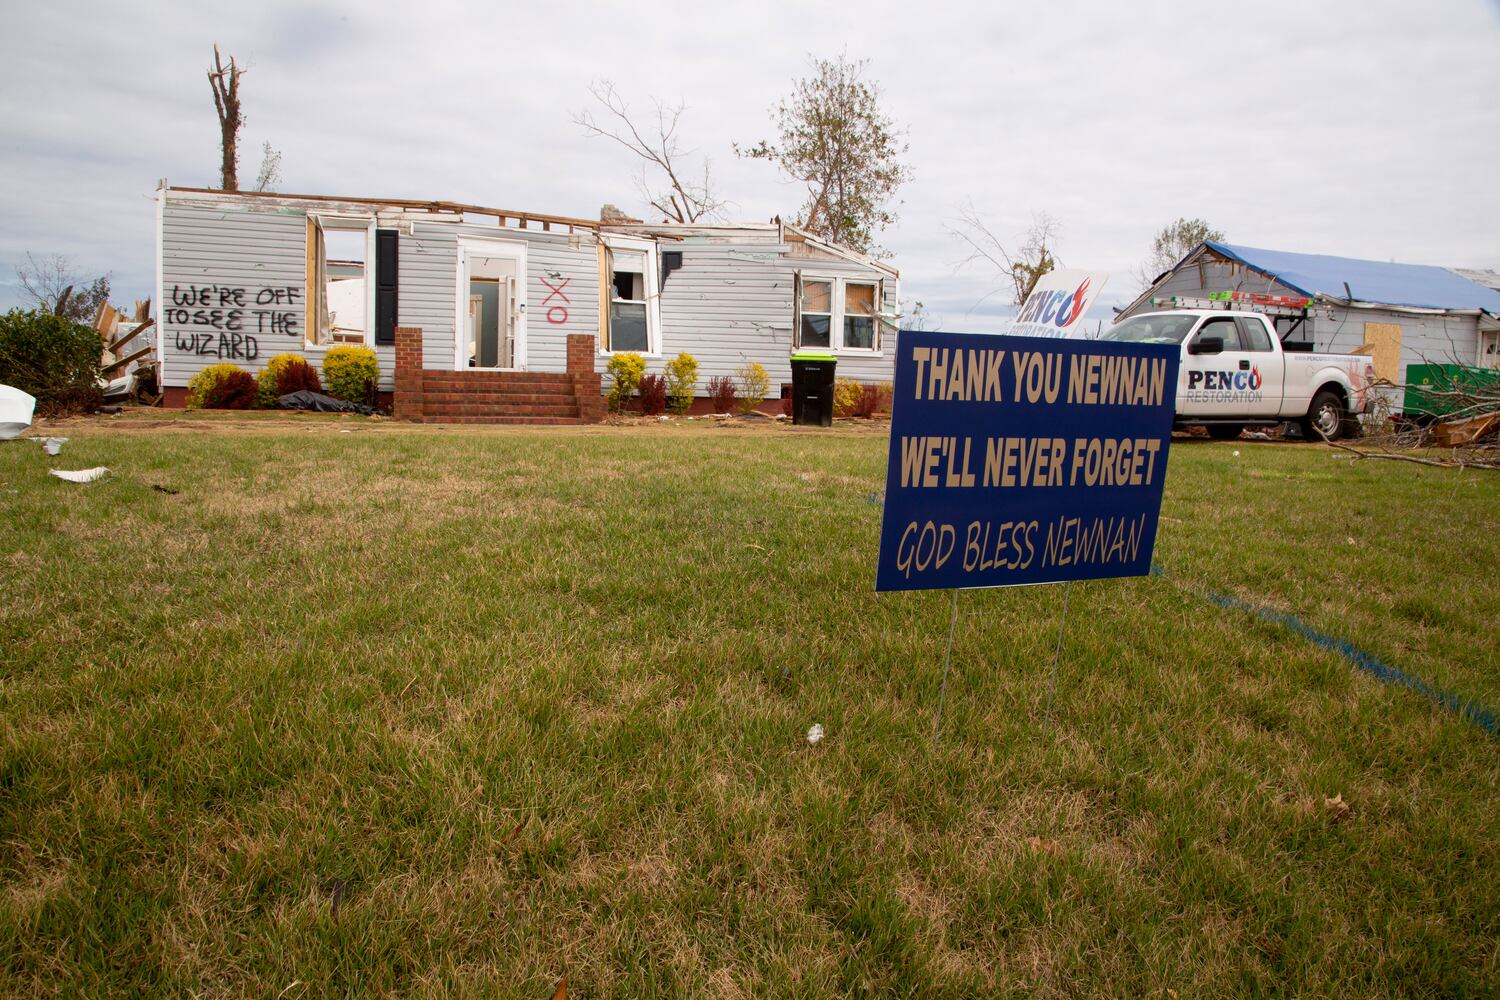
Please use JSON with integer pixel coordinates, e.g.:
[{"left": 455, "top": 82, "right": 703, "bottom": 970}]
[{"left": 1102, "top": 314, "right": 1198, "bottom": 345}]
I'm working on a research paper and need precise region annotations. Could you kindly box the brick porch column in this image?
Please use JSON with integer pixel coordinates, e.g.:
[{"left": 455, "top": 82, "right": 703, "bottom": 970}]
[
  {"left": 393, "top": 325, "right": 424, "bottom": 421},
  {"left": 566, "top": 333, "right": 605, "bottom": 424}
]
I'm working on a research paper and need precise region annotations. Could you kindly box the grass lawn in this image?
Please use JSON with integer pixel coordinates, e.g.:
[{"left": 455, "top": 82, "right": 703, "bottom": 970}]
[{"left": 2, "top": 413, "right": 1498, "bottom": 997}]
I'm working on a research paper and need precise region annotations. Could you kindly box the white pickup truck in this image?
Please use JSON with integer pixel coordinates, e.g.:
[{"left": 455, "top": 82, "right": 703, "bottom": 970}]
[{"left": 1102, "top": 309, "right": 1375, "bottom": 440}]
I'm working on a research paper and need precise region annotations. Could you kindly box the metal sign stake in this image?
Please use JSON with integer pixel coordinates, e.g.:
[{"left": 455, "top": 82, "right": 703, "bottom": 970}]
[
  {"left": 1044, "top": 581, "right": 1074, "bottom": 721},
  {"left": 932, "top": 588, "right": 960, "bottom": 747}
]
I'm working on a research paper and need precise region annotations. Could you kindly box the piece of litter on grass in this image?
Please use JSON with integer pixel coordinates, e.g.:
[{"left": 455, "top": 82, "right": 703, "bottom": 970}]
[
  {"left": 1232, "top": 450, "right": 1240, "bottom": 457},
  {"left": 152, "top": 484, "right": 180, "bottom": 495},
  {"left": 658, "top": 415, "right": 669, "bottom": 422},
  {"left": 806, "top": 723, "right": 825, "bottom": 745},
  {"left": 50, "top": 467, "right": 109, "bottom": 484},
  {"left": 340, "top": 429, "right": 351, "bottom": 433},
  {"left": 1324, "top": 793, "right": 1351, "bottom": 823},
  {"left": 865, "top": 492, "right": 883, "bottom": 505},
  {"left": 38, "top": 436, "right": 68, "bottom": 455}
]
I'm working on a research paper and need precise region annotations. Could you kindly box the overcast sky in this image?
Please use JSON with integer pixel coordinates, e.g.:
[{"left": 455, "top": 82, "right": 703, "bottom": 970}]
[{"left": 2, "top": 0, "right": 1497, "bottom": 332}]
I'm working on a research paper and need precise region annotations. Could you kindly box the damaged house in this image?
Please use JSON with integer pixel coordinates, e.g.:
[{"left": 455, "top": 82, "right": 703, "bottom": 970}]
[
  {"left": 1121, "top": 241, "right": 1500, "bottom": 406},
  {"left": 155, "top": 186, "right": 900, "bottom": 422}
]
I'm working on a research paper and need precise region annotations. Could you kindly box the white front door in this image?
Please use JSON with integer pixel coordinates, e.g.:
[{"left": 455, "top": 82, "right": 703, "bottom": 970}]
[{"left": 457, "top": 240, "right": 526, "bottom": 370}]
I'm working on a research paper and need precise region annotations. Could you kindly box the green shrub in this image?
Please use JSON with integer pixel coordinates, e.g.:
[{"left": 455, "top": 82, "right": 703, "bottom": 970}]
[
  {"left": 735, "top": 362, "right": 770, "bottom": 414},
  {"left": 664, "top": 352, "right": 699, "bottom": 415},
  {"left": 605, "top": 352, "right": 646, "bottom": 412},
  {"left": 187, "top": 363, "right": 258, "bottom": 409},
  {"left": 322, "top": 346, "right": 379, "bottom": 404},
  {"left": 256, "top": 352, "right": 322, "bottom": 407},
  {"left": 833, "top": 378, "right": 865, "bottom": 418},
  {"left": 0, "top": 308, "right": 102, "bottom": 415}
]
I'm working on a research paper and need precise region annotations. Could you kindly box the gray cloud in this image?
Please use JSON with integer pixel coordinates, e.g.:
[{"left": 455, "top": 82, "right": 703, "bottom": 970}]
[{"left": 2, "top": 0, "right": 1496, "bottom": 333}]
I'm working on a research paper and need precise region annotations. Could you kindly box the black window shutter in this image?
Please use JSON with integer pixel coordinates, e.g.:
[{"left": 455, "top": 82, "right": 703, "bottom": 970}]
[{"left": 375, "top": 229, "right": 398, "bottom": 345}]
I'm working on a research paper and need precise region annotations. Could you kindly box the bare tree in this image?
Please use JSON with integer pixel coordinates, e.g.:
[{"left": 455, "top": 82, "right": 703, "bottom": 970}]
[
  {"left": 950, "top": 204, "right": 1063, "bottom": 305},
  {"left": 15, "top": 253, "right": 111, "bottom": 324},
  {"left": 1135, "top": 217, "right": 1224, "bottom": 289},
  {"left": 738, "top": 55, "right": 911, "bottom": 255},
  {"left": 208, "top": 45, "right": 245, "bottom": 191},
  {"left": 254, "top": 142, "right": 282, "bottom": 193},
  {"left": 574, "top": 80, "right": 724, "bottom": 224}
]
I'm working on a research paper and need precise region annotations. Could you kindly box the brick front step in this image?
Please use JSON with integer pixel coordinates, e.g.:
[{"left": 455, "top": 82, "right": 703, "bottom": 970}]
[
  {"left": 421, "top": 405, "right": 582, "bottom": 418},
  {"left": 418, "top": 415, "right": 586, "bottom": 425},
  {"left": 420, "top": 391, "right": 578, "bottom": 405},
  {"left": 421, "top": 373, "right": 576, "bottom": 389}
]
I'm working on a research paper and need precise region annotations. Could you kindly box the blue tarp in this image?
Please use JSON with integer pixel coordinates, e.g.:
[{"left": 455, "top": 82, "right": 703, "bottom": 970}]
[{"left": 1206, "top": 241, "right": 1500, "bottom": 314}]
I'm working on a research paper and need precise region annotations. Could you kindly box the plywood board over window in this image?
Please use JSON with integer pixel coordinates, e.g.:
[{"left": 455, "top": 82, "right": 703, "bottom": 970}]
[{"left": 1358, "top": 323, "right": 1402, "bottom": 382}]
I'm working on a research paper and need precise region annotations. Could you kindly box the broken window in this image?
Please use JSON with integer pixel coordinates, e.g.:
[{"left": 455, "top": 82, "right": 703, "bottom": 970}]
[
  {"left": 601, "top": 237, "right": 660, "bottom": 354},
  {"left": 800, "top": 279, "right": 833, "bottom": 348},
  {"left": 797, "top": 274, "right": 884, "bottom": 352},
  {"left": 305, "top": 216, "right": 374, "bottom": 347},
  {"left": 844, "top": 282, "right": 876, "bottom": 350}
]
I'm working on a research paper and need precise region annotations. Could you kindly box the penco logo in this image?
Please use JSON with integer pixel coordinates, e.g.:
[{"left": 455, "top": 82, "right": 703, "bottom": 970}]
[
  {"left": 1017, "top": 278, "right": 1092, "bottom": 330},
  {"left": 1188, "top": 367, "right": 1262, "bottom": 391}
]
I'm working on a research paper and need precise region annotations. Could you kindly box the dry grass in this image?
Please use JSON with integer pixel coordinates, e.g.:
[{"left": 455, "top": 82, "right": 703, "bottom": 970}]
[{"left": 1, "top": 415, "right": 1498, "bottom": 996}]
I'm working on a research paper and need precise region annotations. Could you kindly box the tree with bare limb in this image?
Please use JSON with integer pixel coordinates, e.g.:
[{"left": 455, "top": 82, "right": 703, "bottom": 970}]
[
  {"left": 254, "top": 142, "right": 282, "bottom": 193},
  {"left": 738, "top": 55, "right": 910, "bottom": 255},
  {"left": 574, "top": 80, "right": 724, "bottom": 224},
  {"left": 1135, "top": 217, "right": 1224, "bottom": 289},
  {"left": 949, "top": 204, "right": 1063, "bottom": 306},
  {"left": 208, "top": 45, "right": 245, "bottom": 191},
  {"left": 15, "top": 253, "right": 111, "bottom": 324}
]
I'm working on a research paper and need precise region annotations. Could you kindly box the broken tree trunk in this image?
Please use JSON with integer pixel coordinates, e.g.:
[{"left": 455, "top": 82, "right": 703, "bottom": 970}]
[{"left": 208, "top": 45, "right": 244, "bottom": 192}]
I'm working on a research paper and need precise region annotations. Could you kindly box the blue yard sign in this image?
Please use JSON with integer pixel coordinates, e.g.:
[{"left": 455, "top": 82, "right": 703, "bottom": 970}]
[{"left": 876, "top": 331, "right": 1180, "bottom": 593}]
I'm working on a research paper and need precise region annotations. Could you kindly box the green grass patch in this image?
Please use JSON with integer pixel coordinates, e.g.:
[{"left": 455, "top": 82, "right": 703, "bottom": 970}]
[{"left": 2, "top": 419, "right": 1498, "bottom": 996}]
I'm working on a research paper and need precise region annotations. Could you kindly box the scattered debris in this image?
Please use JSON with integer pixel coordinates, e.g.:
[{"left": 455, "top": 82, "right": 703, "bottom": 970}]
[
  {"left": 865, "top": 491, "right": 883, "bottom": 505},
  {"left": 658, "top": 415, "right": 669, "bottom": 423},
  {"left": 96, "top": 300, "right": 157, "bottom": 404},
  {"left": 806, "top": 723, "right": 825, "bottom": 746},
  {"left": 551, "top": 976, "right": 568, "bottom": 1000},
  {"left": 1431, "top": 412, "right": 1500, "bottom": 449},
  {"left": 50, "top": 467, "right": 110, "bottom": 484},
  {"left": 151, "top": 484, "right": 180, "bottom": 495},
  {"left": 276, "top": 390, "right": 375, "bottom": 415},
  {"left": 0, "top": 385, "right": 37, "bottom": 440},
  {"left": 37, "top": 436, "right": 68, "bottom": 456},
  {"left": 1243, "top": 430, "right": 1272, "bottom": 440},
  {"left": 1232, "top": 450, "right": 1241, "bottom": 457},
  {"left": 1324, "top": 793, "right": 1351, "bottom": 823}
]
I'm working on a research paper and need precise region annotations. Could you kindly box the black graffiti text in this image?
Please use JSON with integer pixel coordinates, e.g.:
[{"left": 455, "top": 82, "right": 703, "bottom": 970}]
[{"left": 174, "top": 331, "right": 261, "bottom": 362}]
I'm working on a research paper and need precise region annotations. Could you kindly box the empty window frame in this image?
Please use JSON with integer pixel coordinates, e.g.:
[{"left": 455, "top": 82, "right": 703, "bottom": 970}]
[
  {"left": 306, "top": 215, "right": 375, "bottom": 347},
  {"left": 601, "top": 237, "right": 660, "bottom": 354},
  {"left": 797, "top": 274, "right": 884, "bottom": 352}
]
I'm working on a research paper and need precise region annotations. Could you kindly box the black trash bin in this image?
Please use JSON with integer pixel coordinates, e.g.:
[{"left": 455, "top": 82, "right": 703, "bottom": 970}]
[{"left": 790, "top": 350, "right": 837, "bottom": 426}]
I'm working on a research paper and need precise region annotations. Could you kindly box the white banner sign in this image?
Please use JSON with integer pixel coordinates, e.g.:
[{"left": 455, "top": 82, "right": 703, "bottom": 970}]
[{"left": 1010, "top": 269, "right": 1109, "bottom": 339}]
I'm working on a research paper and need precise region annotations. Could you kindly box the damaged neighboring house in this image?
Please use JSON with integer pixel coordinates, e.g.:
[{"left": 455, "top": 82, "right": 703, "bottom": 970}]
[
  {"left": 1121, "top": 241, "right": 1500, "bottom": 403},
  {"left": 154, "top": 185, "right": 900, "bottom": 422}
]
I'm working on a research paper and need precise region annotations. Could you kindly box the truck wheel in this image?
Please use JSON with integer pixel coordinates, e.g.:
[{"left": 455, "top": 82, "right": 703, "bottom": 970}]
[
  {"left": 1301, "top": 390, "right": 1345, "bottom": 441},
  {"left": 1206, "top": 424, "right": 1243, "bottom": 440}
]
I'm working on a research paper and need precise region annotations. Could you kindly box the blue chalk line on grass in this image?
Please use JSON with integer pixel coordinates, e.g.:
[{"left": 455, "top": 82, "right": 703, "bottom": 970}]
[{"left": 1152, "top": 564, "right": 1500, "bottom": 739}]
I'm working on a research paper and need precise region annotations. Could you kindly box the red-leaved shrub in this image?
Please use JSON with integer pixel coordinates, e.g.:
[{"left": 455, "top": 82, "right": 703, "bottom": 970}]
[
  {"left": 276, "top": 357, "right": 322, "bottom": 396},
  {"left": 202, "top": 369, "right": 259, "bottom": 409},
  {"left": 707, "top": 375, "right": 737, "bottom": 414},
  {"left": 638, "top": 374, "right": 667, "bottom": 415}
]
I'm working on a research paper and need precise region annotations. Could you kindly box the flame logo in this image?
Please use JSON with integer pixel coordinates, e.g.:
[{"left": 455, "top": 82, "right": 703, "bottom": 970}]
[
  {"left": 1057, "top": 278, "right": 1091, "bottom": 327},
  {"left": 1249, "top": 366, "right": 1262, "bottom": 390}
]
